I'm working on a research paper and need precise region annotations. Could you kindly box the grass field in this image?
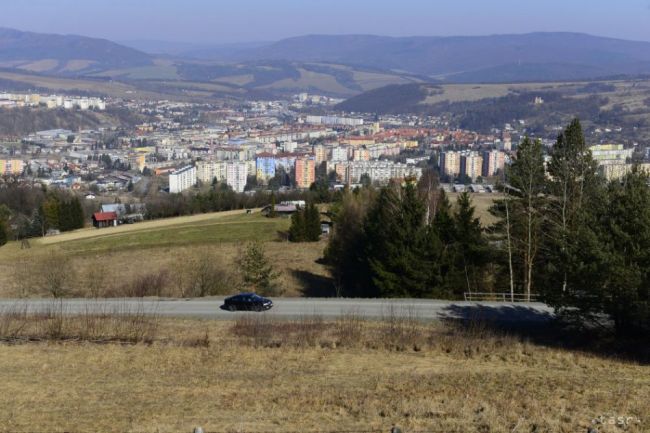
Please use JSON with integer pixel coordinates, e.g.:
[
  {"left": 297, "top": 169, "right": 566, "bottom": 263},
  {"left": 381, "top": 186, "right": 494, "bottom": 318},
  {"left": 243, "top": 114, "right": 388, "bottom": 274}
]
[
  {"left": 0, "top": 209, "right": 331, "bottom": 298},
  {"left": 0, "top": 195, "right": 500, "bottom": 299},
  {"left": 0, "top": 315, "right": 646, "bottom": 433}
]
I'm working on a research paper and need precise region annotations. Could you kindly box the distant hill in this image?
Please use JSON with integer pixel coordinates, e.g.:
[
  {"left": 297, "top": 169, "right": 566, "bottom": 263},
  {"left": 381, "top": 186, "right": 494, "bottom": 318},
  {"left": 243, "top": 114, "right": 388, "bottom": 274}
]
[
  {"left": 0, "top": 28, "right": 152, "bottom": 75},
  {"left": 336, "top": 83, "right": 436, "bottom": 114},
  {"left": 336, "top": 81, "right": 615, "bottom": 133},
  {"left": 221, "top": 32, "right": 650, "bottom": 82}
]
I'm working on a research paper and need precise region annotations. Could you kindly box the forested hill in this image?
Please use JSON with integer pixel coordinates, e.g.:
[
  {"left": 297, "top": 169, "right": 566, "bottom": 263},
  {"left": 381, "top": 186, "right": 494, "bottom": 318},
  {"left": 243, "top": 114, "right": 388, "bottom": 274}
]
[
  {"left": 224, "top": 32, "right": 650, "bottom": 82},
  {"left": 0, "top": 108, "right": 147, "bottom": 137}
]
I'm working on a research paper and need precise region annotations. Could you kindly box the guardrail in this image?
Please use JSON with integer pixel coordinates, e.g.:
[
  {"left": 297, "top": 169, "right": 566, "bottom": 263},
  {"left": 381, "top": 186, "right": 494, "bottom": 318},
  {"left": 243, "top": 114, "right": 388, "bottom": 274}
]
[{"left": 464, "top": 292, "right": 541, "bottom": 302}]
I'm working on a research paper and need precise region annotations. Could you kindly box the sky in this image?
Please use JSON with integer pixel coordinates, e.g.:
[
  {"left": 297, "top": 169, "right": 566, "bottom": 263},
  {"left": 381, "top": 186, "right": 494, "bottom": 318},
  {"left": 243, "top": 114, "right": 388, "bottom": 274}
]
[{"left": 1, "top": 0, "right": 650, "bottom": 44}]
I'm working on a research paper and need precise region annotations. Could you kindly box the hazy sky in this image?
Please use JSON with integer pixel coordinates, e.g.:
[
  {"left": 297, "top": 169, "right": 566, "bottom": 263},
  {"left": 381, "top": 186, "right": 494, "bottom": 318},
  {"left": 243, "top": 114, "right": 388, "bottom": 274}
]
[{"left": 1, "top": 0, "right": 650, "bottom": 44}]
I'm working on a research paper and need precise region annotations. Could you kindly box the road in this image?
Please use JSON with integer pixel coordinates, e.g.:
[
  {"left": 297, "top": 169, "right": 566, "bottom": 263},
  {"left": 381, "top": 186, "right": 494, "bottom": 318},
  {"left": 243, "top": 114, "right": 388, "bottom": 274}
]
[{"left": 0, "top": 298, "right": 555, "bottom": 322}]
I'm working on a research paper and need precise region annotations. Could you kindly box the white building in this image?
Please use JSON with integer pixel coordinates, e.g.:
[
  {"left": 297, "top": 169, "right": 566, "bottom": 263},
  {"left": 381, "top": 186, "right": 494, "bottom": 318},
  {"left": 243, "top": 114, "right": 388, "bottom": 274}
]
[
  {"left": 343, "top": 161, "right": 422, "bottom": 185},
  {"left": 226, "top": 161, "right": 248, "bottom": 193},
  {"left": 196, "top": 160, "right": 227, "bottom": 183},
  {"left": 330, "top": 146, "right": 349, "bottom": 162},
  {"left": 169, "top": 165, "right": 197, "bottom": 193},
  {"left": 306, "top": 115, "right": 364, "bottom": 126}
]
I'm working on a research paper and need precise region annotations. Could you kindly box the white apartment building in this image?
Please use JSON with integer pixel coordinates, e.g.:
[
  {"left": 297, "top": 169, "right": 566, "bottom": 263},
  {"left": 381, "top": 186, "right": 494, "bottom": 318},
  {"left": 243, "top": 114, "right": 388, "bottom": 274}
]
[
  {"left": 306, "top": 115, "right": 364, "bottom": 126},
  {"left": 226, "top": 161, "right": 249, "bottom": 193},
  {"left": 169, "top": 165, "right": 197, "bottom": 193},
  {"left": 343, "top": 161, "right": 423, "bottom": 185},
  {"left": 196, "top": 160, "right": 250, "bottom": 192},
  {"left": 331, "top": 146, "right": 349, "bottom": 162},
  {"left": 196, "top": 160, "right": 227, "bottom": 183}
]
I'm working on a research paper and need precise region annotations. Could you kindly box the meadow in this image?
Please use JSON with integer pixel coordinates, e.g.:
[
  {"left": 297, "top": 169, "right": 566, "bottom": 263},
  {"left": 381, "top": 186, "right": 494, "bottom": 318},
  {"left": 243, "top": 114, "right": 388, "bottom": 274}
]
[
  {"left": 0, "top": 194, "right": 499, "bottom": 299},
  {"left": 0, "top": 311, "right": 646, "bottom": 433}
]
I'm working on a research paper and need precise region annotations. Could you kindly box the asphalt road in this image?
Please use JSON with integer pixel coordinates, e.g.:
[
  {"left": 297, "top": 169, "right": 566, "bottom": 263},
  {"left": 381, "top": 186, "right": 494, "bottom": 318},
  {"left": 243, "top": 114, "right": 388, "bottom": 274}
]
[{"left": 0, "top": 298, "right": 555, "bottom": 322}]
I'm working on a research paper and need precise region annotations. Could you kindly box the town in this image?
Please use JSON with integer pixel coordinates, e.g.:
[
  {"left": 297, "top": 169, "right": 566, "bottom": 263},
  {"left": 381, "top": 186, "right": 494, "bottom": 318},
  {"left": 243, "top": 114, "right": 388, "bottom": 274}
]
[{"left": 2, "top": 90, "right": 646, "bottom": 230}]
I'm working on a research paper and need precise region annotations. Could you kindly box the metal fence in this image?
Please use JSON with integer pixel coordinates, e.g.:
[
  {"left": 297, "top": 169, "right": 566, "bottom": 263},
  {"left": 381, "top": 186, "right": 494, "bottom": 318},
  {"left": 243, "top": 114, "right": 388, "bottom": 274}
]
[{"left": 463, "top": 292, "right": 541, "bottom": 302}]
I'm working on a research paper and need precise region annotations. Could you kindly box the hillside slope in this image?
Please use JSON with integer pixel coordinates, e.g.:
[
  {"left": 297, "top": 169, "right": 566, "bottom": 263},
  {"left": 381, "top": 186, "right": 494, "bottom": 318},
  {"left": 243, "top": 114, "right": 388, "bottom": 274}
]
[{"left": 0, "top": 27, "right": 152, "bottom": 74}]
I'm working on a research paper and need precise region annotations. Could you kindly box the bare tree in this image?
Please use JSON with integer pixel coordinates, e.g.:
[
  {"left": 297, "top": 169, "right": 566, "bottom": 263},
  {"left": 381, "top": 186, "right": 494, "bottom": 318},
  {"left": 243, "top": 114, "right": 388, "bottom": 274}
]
[{"left": 39, "top": 252, "right": 74, "bottom": 298}]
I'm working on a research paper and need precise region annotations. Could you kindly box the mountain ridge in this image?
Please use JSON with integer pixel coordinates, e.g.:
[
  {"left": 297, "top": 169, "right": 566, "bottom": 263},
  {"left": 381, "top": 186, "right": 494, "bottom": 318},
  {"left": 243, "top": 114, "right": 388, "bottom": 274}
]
[
  {"left": 0, "top": 27, "right": 152, "bottom": 74},
  {"left": 212, "top": 32, "right": 650, "bottom": 82}
]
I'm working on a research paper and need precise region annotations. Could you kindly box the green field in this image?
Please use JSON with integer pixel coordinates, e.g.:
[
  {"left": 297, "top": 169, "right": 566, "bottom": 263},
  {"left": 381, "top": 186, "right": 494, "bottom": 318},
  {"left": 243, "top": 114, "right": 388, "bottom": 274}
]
[
  {"left": 55, "top": 213, "right": 289, "bottom": 255},
  {"left": 0, "top": 210, "right": 331, "bottom": 298}
]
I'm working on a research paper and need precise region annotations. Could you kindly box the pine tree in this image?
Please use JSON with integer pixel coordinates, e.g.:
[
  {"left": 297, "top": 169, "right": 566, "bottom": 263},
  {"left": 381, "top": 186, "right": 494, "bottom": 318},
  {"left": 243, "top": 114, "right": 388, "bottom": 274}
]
[
  {"left": 238, "top": 241, "right": 279, "bottom": 296},
  {"left": 599, "top": 168, "right": 650, "bottom": 335},
  {"left": 0, "top": 218, "right": 8, "bottom": 247},
  {"left": 41, "top": 197, "right": 61, "bottom": 231},
  {"left": 304, "top": 202, "right": 322, "bottom": 242},
  {"left": 71, "top": 197, "right": 85, "bottom": 229},
  {"left": 288, "top": 208, "right": 306, "bottom": 242},
  {"left": 324, "top": 188, "right": 375, "bottom": 297},
  {"left": 542, "top": 119, "right": 606, "bottom": 312},
  {"left": 268, "top": 193, "right": 277, "bottom": 218},
  {"left": 450, "top": 192, "right": 488, "bottom": 296},
  {"left": 363, "top": 183, "right": 433, "bottom": 297}
]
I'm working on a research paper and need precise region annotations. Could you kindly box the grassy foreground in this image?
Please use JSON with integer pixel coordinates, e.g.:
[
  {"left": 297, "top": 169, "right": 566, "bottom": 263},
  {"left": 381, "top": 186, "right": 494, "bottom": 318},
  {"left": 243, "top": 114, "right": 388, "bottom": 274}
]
[{"left": 0, "top": 312, "right": 647, "bottom": 433}]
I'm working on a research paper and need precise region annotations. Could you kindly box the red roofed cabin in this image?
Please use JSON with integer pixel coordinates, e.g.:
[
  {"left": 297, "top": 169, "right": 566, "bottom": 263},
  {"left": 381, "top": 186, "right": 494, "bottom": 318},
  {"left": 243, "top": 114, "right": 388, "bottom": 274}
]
[{"left": 92, "top": 212, "right": 118, "bottom": 229}]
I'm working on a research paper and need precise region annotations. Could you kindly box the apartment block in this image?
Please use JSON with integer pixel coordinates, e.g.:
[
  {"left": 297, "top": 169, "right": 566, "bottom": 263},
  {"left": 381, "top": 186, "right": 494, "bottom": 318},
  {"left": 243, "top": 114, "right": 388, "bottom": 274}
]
[
  {"left": 461, "top": 152, "right": 483, "bottom": 181},
  {"left": 226, "top": 161, "right": 249, "bottom": 193},
  {"left": 482, "top": 150, "right": 506, "bottom": 177},
  {"left": 439, "top": 151, "right": 461, "bottom": 177},
  {"left": 196, "top": 160, "right": 227, "bottom": 183},
  {"left": 342, "top": 161, "right": 423, "bottom": 185},
  {"left": 0, "top": 159, "right": 24, "bottom": 176},
  {"left": 169, "top": 165, "right": 197, "bottom": 193},
  {"left": 294, "top": 157, "right": 316, "bottom": 189}
]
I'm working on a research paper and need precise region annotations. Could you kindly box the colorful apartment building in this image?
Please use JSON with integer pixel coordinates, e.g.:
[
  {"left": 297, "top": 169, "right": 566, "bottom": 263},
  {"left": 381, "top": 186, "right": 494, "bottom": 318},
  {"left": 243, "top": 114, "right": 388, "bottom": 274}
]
[{"left": 294, "top": 157, "right": 316, "bottom": 189}]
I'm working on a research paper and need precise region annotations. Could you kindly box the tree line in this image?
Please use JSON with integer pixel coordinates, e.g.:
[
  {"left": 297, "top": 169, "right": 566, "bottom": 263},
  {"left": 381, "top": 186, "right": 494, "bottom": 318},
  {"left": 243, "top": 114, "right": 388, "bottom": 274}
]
[
  {"left": 0, "top": 185, "right": 85, "bottom": 242},
  {"left": 325, "top": 119, "right": 649, "bottom": 336}
]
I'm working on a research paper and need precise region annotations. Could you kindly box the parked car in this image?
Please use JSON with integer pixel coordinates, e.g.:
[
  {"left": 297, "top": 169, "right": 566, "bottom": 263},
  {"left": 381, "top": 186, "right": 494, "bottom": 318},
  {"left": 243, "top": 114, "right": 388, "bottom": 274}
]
[{"left": 221, "top": 293, "right": 273, "bottom": 312}]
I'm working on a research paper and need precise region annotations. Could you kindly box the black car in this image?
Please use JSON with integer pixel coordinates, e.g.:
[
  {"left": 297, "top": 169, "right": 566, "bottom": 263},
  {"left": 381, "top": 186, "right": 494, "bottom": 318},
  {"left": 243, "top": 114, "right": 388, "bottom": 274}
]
[{"left": 222, "top": 293, "right": 273, "bottom": 312}]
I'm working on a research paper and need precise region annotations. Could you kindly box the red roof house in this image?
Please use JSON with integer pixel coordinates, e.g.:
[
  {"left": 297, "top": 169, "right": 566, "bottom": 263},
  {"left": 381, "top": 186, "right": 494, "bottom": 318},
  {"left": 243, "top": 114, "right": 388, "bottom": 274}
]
[{"left": 92, "top": 211, "right": 118, "bottom": 228}]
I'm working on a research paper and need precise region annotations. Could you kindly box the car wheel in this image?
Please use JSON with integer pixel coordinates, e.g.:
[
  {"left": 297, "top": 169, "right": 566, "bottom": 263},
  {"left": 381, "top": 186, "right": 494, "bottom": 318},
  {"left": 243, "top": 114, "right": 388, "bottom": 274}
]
[{"left": 228, "top": 305, "right": 236, "bottom": 312}]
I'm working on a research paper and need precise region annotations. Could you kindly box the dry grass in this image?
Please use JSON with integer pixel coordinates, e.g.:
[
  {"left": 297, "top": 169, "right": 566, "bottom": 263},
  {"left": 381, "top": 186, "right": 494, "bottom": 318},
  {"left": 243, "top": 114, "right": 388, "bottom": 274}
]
[
  {"left": 0, "top": 315, "right": 646, "bottom": 433},
  {"left": 0, "top": 210, "right": 330, "bottom": 298},
  {"left": 0, "top": 301, "right": 159, "bottom": 344},
  {"left": 448, "top": 192, "right": 501, "bottom": 227}
]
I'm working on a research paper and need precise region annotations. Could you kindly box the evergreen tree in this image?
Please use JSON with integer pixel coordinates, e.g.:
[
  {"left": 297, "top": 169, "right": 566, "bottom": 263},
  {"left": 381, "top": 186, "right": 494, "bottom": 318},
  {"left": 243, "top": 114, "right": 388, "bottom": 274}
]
[
  {"left": 238, "top": 241, "right": 279, "bottom": 296},
  {"left": 363, "top": 183, "right": 433, "bottom": 297},
  {"left": 31, "top": 208, "right": 46, "bottom": 237},
  {"left": 268, "top": 193, "right": 277, "bottom": 218},
  {"left": 71, "top": 197, "right": 85, "bottom": 229},
  {"left": 599, "top": 168, "right": 650, "bottom": 335},
  {"left": 0, "top": 218, "right": 8, "bottom": 247},
  {"left": 324, "top": 188, "right": 375, "bottom": 297},
  {"left": 288, "top": 208, "right": 306, "bottom": 242},
  {"left": 59, "top": 200, "right": 74, "bottom": 232},
  {"left": 41, "top": 197, "right": 61, "bottom": 231},
  {"left": 542, "top": 119, "right": 606, "bottom": 313},
  {"left": 304, "top": 202, "right": 322, "bottom": 242},
  {"left": 449, "top": 192, "right": 489, "bottom": 296}
]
